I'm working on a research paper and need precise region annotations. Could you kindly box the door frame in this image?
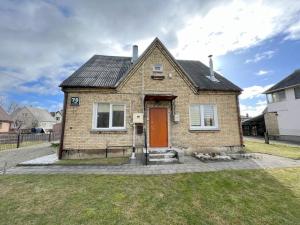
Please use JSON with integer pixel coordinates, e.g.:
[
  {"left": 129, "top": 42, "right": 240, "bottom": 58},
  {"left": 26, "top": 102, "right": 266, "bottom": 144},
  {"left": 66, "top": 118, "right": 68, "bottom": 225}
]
[{"left": 147, "top": 106, "right": 170, "bottom": 148}]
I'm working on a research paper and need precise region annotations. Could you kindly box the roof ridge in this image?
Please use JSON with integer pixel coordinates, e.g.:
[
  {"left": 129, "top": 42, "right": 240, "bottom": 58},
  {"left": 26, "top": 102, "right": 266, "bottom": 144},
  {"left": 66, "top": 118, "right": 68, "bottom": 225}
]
[{"left": 93, "top": 54, "right": 132, "bottom": 59}]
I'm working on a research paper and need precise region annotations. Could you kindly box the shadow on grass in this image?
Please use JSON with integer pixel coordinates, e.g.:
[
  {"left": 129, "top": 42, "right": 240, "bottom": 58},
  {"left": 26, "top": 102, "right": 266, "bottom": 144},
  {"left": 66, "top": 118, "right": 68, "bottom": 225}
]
[{"left": 0, "top": 168, "right": 299, "bottom": 225}]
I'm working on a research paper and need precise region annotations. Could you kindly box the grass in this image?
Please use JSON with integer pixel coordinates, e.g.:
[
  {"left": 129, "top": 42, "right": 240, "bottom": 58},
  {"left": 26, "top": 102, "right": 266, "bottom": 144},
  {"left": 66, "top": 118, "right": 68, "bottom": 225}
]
[
  {"left": 245, "top": 140, "right": 300, "bottom": 159},
  {"left": 0, "top": 141, "right": 45, "bottom": 151},
  {"left": 51, "top": 142, "right": 60, "bottom": 148},
  {"left": 56, "top": 157, "right": 129, "bottom": 165},
  {"left": 1, "top": 168, "right": 300, "bottom": 225}
]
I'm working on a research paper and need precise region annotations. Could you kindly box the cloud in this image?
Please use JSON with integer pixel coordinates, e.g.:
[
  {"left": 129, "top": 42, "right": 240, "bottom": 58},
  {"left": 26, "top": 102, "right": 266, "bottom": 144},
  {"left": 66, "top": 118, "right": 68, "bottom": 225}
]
[
  {"left": 256, "top": 70, "right": 272, "bottom": 76},
  {"left": 0, "top": 0, "right": 300, "bottom": 98},
  {"left": 245, "top": 50, "right": 276, "bottom": 63},
  {"left": 240, "top": 84, "right": 274, "bottom": 100},
  {"left": 240, "top": 103, "right": 267, "bottom": 117},
  {"left": 175, "top": 1, "right": 300, "bottom": 62},
  {"left": 284, "top": 21, "right": 300, "bottom": 40}
]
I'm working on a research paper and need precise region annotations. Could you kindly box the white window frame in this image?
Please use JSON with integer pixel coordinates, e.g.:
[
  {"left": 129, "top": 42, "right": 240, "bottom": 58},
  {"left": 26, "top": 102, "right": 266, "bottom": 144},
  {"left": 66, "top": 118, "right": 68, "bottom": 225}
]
[
  {"left": 92, "top": 103, "right": 126, "bottom": 130},
  {"left": 294, "top": 86, "right": 300, "bottom": 99},
  {"left": 153, "top": 64, "right": 163, "bottom": 73},
  {"left": 189, "top": 104, "right": 219, "bottom": 130},
  {"left": 267, "top": 90, "right": 286, "bottom": 103}
]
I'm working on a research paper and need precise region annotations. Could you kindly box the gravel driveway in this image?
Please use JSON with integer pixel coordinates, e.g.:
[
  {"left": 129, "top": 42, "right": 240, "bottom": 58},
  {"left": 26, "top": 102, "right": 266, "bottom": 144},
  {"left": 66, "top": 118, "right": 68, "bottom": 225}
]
[{"left": 0, "top": 143, "right": 56, "bottom": 170}]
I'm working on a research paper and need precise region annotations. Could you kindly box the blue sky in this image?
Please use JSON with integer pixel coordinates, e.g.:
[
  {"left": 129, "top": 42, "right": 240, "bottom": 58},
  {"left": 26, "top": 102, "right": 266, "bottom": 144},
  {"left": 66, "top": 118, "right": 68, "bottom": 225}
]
[{"left": 0, "top": 0, "right": 300, "bottom": 116}]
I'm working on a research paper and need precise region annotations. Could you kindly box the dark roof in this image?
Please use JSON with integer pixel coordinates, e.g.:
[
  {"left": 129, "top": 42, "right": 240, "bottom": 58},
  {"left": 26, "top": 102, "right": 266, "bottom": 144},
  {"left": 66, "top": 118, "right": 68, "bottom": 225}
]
[
  {"left": 60, "top": 55, "right": 132, "bottom": 88},
  {"left": 0, "top": 106, "right": 13, "bottom": 122},
  {"left": 177, "top": 60, "right": 242, "bottom": 91},
  {"left": 60, "top": 39, "right": 241, "bottom": 92},
  {"left": 264, "top": 69, "right": 300, "bottom": 93},
  {"left": 242, "top": 113, "right": 264, "bottom": 125}
]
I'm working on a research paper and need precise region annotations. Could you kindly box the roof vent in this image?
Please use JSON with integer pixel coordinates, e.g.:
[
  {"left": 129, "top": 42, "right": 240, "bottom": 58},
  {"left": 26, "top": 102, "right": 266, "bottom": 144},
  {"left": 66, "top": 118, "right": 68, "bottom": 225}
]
[
  {"left": 207, "top": 55, "right": 219, "bottom": 82},
  {"left": 132, "top": 45, "right": 138, "bottom": 63}
]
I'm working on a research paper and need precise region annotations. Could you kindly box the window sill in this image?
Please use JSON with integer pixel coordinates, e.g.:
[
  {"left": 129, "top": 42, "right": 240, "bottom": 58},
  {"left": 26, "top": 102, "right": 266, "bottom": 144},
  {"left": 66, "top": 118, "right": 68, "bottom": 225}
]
[
  {"left": 189, "top": 128, "right": 220, "bottom": 132},
  {"left": 90, "top": 129, "right": 128, "bottom": 134}
]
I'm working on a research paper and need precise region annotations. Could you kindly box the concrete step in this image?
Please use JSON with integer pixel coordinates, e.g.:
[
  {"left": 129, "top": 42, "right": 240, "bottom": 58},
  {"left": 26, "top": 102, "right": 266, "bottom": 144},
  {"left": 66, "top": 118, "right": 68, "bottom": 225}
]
[
  {"left": 149, "top": 152, "right": 176, "bottom": 158},
  {"left": 149, "top": 158, "right": 178, "bottom": 162}
]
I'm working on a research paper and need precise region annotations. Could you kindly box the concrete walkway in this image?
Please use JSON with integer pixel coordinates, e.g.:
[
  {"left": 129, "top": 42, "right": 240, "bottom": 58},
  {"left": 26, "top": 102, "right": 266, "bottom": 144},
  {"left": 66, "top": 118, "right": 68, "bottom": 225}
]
[
  {"left": 244, "top": 136, "right": 300, "bottom": 147},
  {"left": 0, "top": 143, "right": 56, "bottom": 169},
  {"left": 3, "top": 154, "right": 300, "bottom": 175}
]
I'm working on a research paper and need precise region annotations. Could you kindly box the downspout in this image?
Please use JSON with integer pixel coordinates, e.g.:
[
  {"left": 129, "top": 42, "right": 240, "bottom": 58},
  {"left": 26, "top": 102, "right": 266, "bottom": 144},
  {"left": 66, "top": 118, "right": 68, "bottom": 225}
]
[
  {"left": 58, "top": 90, "right": 68, "bottom": 159},
  {"left": 235, "top": 94, "right": 244, "bottom": 146}
]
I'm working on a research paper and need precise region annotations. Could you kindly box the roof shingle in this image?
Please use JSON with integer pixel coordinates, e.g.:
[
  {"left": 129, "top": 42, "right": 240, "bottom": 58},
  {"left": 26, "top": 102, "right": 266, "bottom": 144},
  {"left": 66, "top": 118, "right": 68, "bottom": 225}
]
[
  {"left": 60, "top": 55, "right": 132, "bottom": 88},
  {"left": 0, "top": 106, "right": 13, "bottom": 122},
  {"left": 264, "top": 69, "right": 300, "bottom": 93}
]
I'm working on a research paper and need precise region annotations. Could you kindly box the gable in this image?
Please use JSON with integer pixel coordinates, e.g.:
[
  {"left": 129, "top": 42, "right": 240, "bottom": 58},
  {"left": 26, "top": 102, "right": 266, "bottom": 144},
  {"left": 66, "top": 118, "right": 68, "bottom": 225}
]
[
  {"left": 117, "top": 38, "right": 198, "bottom": 93},
  {"left": 118, "top": 45, "right": 197, "bottom": 95}
]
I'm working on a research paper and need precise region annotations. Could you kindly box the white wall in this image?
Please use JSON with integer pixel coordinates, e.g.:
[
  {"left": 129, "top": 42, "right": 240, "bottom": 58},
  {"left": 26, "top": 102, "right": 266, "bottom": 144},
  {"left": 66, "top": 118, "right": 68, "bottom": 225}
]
[
  {"left": 267, "top": 87, "right": 300, "bottom": 136},
  {"left": 38, "top": 121, "right": 56, "bottom": 131}
]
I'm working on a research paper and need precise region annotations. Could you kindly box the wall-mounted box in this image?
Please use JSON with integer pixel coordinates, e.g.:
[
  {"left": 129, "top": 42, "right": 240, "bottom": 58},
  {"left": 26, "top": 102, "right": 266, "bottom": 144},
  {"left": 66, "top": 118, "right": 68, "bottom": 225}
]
[
  {"left": 174, "top": 114, "right": 180, "bottom": 122},
  {"left": 133, "top": 113, "right": 144, "bottom": 124}
]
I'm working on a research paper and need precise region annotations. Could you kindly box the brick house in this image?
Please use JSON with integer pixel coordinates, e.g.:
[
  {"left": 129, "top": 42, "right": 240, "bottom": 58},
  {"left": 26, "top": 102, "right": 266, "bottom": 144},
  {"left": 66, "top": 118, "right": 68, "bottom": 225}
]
[{"left": 59, "top": 38, "right": 243, "bottom": 159}]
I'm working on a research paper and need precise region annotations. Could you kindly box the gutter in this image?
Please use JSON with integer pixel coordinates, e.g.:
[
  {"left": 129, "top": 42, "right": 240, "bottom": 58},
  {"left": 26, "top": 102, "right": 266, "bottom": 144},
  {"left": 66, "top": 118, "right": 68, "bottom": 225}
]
[
  {"left": 263, "top": 84, "right": 300, "bottom": 94},
  {"left": 235, "top": 95, "right": 244, "bottom": 146},
  {"left": 58, "top": 90, "right": 68, "bottom": 159}
]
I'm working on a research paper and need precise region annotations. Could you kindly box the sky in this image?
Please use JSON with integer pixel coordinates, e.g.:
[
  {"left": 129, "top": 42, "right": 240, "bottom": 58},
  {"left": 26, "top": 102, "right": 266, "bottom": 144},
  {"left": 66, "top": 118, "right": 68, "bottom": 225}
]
[{"left": 1, "top": 0, "right": 300, "bottom": 116}]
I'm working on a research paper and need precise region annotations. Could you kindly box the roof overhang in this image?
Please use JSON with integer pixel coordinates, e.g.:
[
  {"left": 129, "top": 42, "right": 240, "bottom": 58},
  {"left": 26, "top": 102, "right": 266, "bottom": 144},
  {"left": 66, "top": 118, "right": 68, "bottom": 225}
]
[
  {"left": 264, "top": 84, "right": 300, "bottom": 94},
  {"left": 144, "top": 94, "right": 177, "bottom": 101}
]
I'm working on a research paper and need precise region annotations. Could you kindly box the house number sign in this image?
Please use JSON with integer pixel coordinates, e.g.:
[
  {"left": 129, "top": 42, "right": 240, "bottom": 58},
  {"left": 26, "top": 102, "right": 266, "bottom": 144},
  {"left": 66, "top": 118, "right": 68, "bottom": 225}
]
[{"left": 70, "top": 97, "right": 80, "bottom": 106}]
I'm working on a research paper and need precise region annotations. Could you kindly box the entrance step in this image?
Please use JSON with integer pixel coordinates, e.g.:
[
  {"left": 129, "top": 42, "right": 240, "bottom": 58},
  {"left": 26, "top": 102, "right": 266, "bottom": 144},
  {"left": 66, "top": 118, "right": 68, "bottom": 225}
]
[{"left": 144, "top": 148, "right": 180, "bottom": 164}]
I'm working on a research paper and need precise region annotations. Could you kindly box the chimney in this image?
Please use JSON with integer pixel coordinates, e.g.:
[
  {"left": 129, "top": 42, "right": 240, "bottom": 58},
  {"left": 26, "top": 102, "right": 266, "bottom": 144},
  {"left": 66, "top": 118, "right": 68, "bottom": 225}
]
[
  {"left": 132, "top": 45, "right": 138, "bottom": 63},
  {"left": 208, "top": 55, "right": 215, "bottom": 80}
]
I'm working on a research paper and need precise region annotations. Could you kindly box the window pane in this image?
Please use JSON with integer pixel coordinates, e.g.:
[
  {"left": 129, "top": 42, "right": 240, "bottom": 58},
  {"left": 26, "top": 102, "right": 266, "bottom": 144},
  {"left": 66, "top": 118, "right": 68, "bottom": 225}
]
[
  {"left": 278, "top": 90, "right": 286, "bottom": 101},
  {"left": 97, "top": 103, "right": 109, "bottom": 128},
  {"left": 267, "top": 94, "right": 273, "bottom": 103},
  {"left": 273, "top": 90, "right": 286, "bottom": 102},
  {"left": 190, "top": 105, "right": 201, "bottom": 126},
  {"left": 112, "top": 105, "right": 124, "bottom": 127},
  {"left": 203, "top": 105, "right": 215, "bottom": 126},
  {"left": 295, "top": 86, "right": 300, "bottom": 99}
]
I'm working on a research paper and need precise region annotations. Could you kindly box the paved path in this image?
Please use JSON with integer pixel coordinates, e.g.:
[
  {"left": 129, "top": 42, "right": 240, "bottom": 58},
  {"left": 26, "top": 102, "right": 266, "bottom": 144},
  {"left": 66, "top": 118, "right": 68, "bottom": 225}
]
[
  {"left": 0, "top": 143, "right": 56, "bottom": 170},
  {"left": 244, "top": 136, "right": 300, "bottom": 147},
  {"left": 4, "top": 154, "right": 300, "bottom": 175}
]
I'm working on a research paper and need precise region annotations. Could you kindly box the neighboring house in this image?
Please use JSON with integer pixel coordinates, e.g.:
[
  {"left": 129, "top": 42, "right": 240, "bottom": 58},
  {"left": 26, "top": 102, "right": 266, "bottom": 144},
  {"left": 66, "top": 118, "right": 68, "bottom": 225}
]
[
  {"left": 264, "top": 69, "right": 300, "bottom": 142},
  {"left": 11, "top": 106, "right": 56, "bottom": 133},
  {"left": 50, "top": 110, "right": 63, "bottom": 123},
  {"left": 59, "top": 38, "right": 243, "bottom": 159},
  {"left": 0, "top": 106, "right": 13, "bottom": 133}
]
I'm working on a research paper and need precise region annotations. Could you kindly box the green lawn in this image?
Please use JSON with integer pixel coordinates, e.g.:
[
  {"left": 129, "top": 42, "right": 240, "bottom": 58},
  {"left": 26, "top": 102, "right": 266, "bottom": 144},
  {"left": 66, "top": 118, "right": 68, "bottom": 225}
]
[
  {"left": 245, "top": 140, "right": 300, "bottom": 159},
  {"left": 1, "top": 168, "right": 300, "bottom": 225},
  {"left": 57, "top": 157, "right": 129, "bottom": 165},
  {"left": 0, "top": 141, "right": 45, "bottom": 151}
]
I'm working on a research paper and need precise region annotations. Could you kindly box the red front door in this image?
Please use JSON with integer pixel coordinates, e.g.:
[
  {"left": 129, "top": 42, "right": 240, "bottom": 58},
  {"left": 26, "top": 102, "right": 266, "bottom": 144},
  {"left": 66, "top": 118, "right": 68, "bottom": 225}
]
[{"left": 149, "top": 108, "right": 168, "bottom": 147}]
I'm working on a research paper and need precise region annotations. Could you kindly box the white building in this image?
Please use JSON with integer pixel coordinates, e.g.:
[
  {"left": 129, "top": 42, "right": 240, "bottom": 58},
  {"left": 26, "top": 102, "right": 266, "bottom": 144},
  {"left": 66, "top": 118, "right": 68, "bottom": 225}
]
[
  {"left": 264, "top": 69, "right": 300, "bottom": 142},
  {"left": 11, "top": 106, "right": 56, "bottom": 133},
  {"left": 50, "top": 110, "right": 63, "bottom": 123}
]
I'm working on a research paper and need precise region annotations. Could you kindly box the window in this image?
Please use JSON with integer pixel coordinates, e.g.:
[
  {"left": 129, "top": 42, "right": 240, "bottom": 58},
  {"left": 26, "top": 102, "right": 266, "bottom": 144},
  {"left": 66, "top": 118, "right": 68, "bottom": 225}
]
[
  {"left": 93, "top": 103, "right": 125, "bottom": 130},
  {"left": 267, "top": 90, "right": 286, "bottom": 103},
  {"left": 294, "top": 86, "right": 300, "bottom": 99},
  {"left": 189, "top": 104, "right": 218, "bottom": 130},
  {"left": 153, "top": 64, "right": 163, "bottom": 72}
]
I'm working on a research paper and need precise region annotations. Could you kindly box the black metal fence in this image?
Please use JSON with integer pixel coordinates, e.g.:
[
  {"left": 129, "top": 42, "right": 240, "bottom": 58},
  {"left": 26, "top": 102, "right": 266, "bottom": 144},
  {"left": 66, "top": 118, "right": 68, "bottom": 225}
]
[{"left": 0, "top": 132, "right": 60, "bottom": 151}]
